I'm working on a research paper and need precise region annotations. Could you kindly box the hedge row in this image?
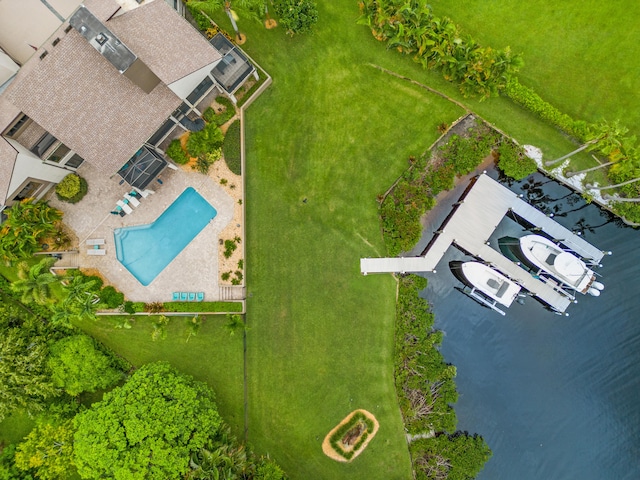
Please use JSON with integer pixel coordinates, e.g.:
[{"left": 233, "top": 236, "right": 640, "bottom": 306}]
[
  {"left": 223, "top": 120, "right": 241, "bottom": 175},
  {"left": 504, "top": 77, "right": 590, "bottom": 142},
  {"left": 122, "top": 301, "right": 242, "bottom": 314}
]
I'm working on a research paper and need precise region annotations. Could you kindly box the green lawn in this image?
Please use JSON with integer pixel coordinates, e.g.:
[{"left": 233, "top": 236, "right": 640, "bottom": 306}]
[
  {"left": 73, "top": 315, "right": 244, "bottom": 437},
  {"left": 428, "top": 0, "right": 640, "bottom": 138}
]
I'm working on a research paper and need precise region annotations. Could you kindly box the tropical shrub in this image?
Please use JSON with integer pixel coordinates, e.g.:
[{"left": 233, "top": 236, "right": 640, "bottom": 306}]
[
  {"left": 166, "top": 138, "right": 190, "bottom": 164},
  {"left": 358, "top": 0, "right": 523, "bottom": 99},
  {"left": 223, "top": 119, "right": 242, "bottom": 175},
  {"left": 204, "top": 96, "right": 236, "bottom": 125},
  {"left": 223, "top": 239, "right": 238, "bottom": 258},
  {"left": 47, "top": 334, "right": 126, "bottom": 396},
  {"left": 0, "top": 199, "right": 62, "bottom": 262},
  {"left": 274, "top": 0, "right": 319, "bottom": 35},
  {"left": 98, "top": 285, "right": 125, "bottom": 309},
  {"left": 192, "top": 148, "right": 222, "bottom": 174},
  {"left": 186, "top": 122, "right": 224, "bottom": 158},
  {"left": 497, "top": 141, "right": 537, "bottom": 180},
  {"left": 55, "top": 173, "right": 88, "bottom": 204}
]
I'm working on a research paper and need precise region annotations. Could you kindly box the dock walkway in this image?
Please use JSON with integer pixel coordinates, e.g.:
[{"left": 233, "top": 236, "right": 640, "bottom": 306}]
[{"left": 361, "top": 174, "right": 606, "bottom": 313}]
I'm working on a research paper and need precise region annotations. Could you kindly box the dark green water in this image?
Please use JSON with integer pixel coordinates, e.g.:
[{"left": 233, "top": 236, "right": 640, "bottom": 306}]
[{"left": 420, "top": 171, "right": 640, "bottom": 479}]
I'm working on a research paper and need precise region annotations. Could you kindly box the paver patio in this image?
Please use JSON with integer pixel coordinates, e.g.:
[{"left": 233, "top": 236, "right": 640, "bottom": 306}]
[{"left": 46, "top": 160, "right": 235, "bottom": 303}]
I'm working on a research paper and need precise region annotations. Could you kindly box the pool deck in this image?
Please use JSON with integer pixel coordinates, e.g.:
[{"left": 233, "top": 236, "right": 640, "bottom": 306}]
[{"left": 47, "top": 161, "right": 235, "bottom": 303}]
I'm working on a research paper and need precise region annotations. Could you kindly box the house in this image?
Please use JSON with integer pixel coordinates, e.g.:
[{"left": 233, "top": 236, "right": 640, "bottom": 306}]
[{"left": 0, "top": 0, "right": 257, "bottom": 213}]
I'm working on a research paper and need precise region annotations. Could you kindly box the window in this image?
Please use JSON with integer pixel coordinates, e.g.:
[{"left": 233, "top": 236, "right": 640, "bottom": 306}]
[
  {"left": 186, "top": 77, "right": 213, "bottom": 105},
  {"left": 64, "top": 154, "right": 84, "bottom": 169},
  {"left": 31, "top": 133, "right": 57, "bottom": 158},
  {"left": 46, "top": 143, "right": 70, "bottom": 163},
  {"left": 13, "top": 181, "right": 43, "bottom": 201},
  {"left": 4, "top": 114, "right": 30, "bottom": 138}
]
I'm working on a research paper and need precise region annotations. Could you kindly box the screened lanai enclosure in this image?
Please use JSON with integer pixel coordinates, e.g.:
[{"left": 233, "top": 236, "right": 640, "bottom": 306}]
[{"left": 118, "top": 146, "right": 167, "bottom": 189}]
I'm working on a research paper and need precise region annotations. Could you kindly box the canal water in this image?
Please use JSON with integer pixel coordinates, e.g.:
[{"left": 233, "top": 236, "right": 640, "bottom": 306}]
[{"left": 419, "top": 170, "right": 640, "bottom": 479}]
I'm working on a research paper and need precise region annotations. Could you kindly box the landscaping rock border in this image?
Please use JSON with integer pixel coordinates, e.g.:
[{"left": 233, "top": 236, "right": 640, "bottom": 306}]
[{"left": 321, "top": 409, "right": 379, "bottom": 463}]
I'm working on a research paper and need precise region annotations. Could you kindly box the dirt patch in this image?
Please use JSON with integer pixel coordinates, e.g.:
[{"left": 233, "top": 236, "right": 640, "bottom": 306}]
[{"left": 322, "top": 409, "right": 379, "bottom": 463}]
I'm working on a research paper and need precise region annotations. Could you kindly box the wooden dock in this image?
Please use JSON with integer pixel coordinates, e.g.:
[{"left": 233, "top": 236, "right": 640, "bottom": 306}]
[{"left": 361, "top": 174, "right": 607, "bottom": 313}]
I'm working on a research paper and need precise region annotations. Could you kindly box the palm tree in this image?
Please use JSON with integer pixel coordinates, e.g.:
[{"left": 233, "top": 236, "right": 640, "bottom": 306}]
[
  {"left": 11, "top": 257, "right": 59, "bottom": 305},
  {"left": 50, "top": 304, "right": 77, "bottom": 328},
  {"left": 566, "top": 136, "right": 637, "bottom": 177},
  {"left": 62, "top": 274, "right": 99, "bottom": 308},
  {"left": 544, "top": 120, "right": 628, "bottom": 167},
  {"left": 187, "top": 0, "right": 263, "bottom": 43},
  {"left": 0, "top": 199, "right": 62, "bottom": 262}
]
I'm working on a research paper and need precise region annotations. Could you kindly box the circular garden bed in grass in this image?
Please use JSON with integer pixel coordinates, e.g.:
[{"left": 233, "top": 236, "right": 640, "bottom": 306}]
[{"left": 322, "top": 409, "right": 379, "bottom": 462}]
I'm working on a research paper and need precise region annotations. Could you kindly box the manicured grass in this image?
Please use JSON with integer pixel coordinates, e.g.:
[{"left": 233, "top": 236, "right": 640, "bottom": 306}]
[
  {"left": 428, "top": 1, "right": 640, "bottom": 138},
  {"left": 73, "top": 315, "right": 244, "bottom": 436},
  {"left": 227, "top": 4, "right": 467, "bottom": 479}
]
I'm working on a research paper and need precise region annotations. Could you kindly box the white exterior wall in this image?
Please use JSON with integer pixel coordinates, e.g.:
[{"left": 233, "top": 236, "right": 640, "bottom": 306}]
[
  {"left": 0, "top": 0, "right": 82, "bottom": 64},
  {"left": 4, "top": 138, "right": 69, "bottom": 200},
  {"left": 167, "top": 60, "right": 221, "bottom": 99}
]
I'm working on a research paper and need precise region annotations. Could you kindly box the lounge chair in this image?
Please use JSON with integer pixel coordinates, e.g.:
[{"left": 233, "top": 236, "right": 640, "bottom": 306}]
[
  {"left": 116, "top": 200, "right": 133, "bottom": 214},
  {"left": 196, "top": 292, "right": 204, "bottom": 302},
  {"left": 172, "top": 292, "right": 180, "bottom": 301},
  {"left": 86, "top": 238, "right": 105, "bottom": 246},
  {"left": 188, "top": 292, "right": 196, "bottom": 301},
  {"left": 180, "top": 292, "right": 188, "bottom": 301},
  {"left": 124, "top": 194, "right": 140, "bottom": 207},
  {"left": 87, "top": 249, "right": 106, "bottom": 256}
]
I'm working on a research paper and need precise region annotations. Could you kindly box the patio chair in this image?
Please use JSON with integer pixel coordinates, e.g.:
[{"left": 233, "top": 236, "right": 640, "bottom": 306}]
[
  {"left": 180, "top": 292, "right": 188, "bottom": 301},
  {"left": 172, "top": 292, "right": 180, "bottom": 301},
  {"left": 87, "top": 249, "right": 106, "bottom": 256},
  {"left": 124, "top": 193, "right": 140, "bottom": 207},
  {"left": 196, "top": 292, "right": 204, "bottom": 302},
  {"left": 86, "top": 238, "right": 105, "bottom": 246},
  {"left": 116, "top": 200, "right": 133, "bottom": 214},
  {"left": 188, "top": 292, "right": 196, "bottom": 302}
]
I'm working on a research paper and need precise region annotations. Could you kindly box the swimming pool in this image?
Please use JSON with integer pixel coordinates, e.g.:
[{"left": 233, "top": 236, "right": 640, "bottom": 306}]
[{"left": 114, "top": 187, "right": 217, "bottom": 286}]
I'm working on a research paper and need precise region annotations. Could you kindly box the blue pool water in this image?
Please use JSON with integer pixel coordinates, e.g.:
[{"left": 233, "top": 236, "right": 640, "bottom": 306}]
[{"left": 114, "top": 187, "right": 217, "bottom": 286}]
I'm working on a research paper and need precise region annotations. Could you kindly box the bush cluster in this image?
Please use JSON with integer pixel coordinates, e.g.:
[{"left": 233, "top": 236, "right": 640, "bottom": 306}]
[
  {"left": 166, "top": 139, "right": 190, "bottom": 165},
  {"left": 186, "top": 122, "right": 224, "bottom": 158},
  {"left": 358, "top": 0, "right": 523, "bottom": 99},
  {"left": 99, "top": 286, "right": 125, "bottom": 309},
  {"left": 381, "top": 125, "right": 498, "bottom": 256},
  {"left": 274, "top": 0, "right": 319, "bottom": 36},
  {"left": 55, "top": 174, "right": 88, "bottom": 203},
  {"left": 223, "top": 120, "right": 242, "bottom": 175},
  {"left": 203, "top": 96, "right": 236, "bottom": 126},
  {"left": 496, "top": 141, "right": 537, "bottom": 180}
]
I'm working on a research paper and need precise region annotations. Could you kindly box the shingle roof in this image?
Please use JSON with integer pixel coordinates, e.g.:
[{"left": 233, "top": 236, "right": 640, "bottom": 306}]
[
  {"left": 4, "top": 28, "right": 180, "bottom": 175},
  {"left": 0, "top": 138, "right": 17, "bottom": 206},
  {"left": 108, "top": 0, "right": 222, "bottom": 85}
]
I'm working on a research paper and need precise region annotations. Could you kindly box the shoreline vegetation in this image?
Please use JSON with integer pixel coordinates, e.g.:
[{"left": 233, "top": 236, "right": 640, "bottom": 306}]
[{"left": 359, "top": 0, "right": 640, "bottom": 225}]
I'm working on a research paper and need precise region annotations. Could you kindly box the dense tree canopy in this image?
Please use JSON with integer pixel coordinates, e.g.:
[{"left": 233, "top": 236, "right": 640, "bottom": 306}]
[
  {"left": 73, "top": 362, "right": 222, "bottom": 480},
  {"left": 47, "top": 335, "right": 126, "bottom": 396},
  {"left": 0, "top": 303, "right": 57, "bottom": 422},
  {"left": 14, "top": 420, "right": 76, "bottom": 480}
]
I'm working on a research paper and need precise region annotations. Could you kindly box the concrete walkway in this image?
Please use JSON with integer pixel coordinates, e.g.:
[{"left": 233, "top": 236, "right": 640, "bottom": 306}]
[{"left": 47, "top": 161, "right": 234, "bottom": 303}]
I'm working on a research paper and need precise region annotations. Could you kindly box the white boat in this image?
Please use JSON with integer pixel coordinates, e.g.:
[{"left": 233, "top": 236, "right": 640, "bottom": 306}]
[
  {"left": 517, "top": 235, "right": 604, "bottom": 296},
  {"left": 450, "top": 261, "right": 522, "bottom": 315}
]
